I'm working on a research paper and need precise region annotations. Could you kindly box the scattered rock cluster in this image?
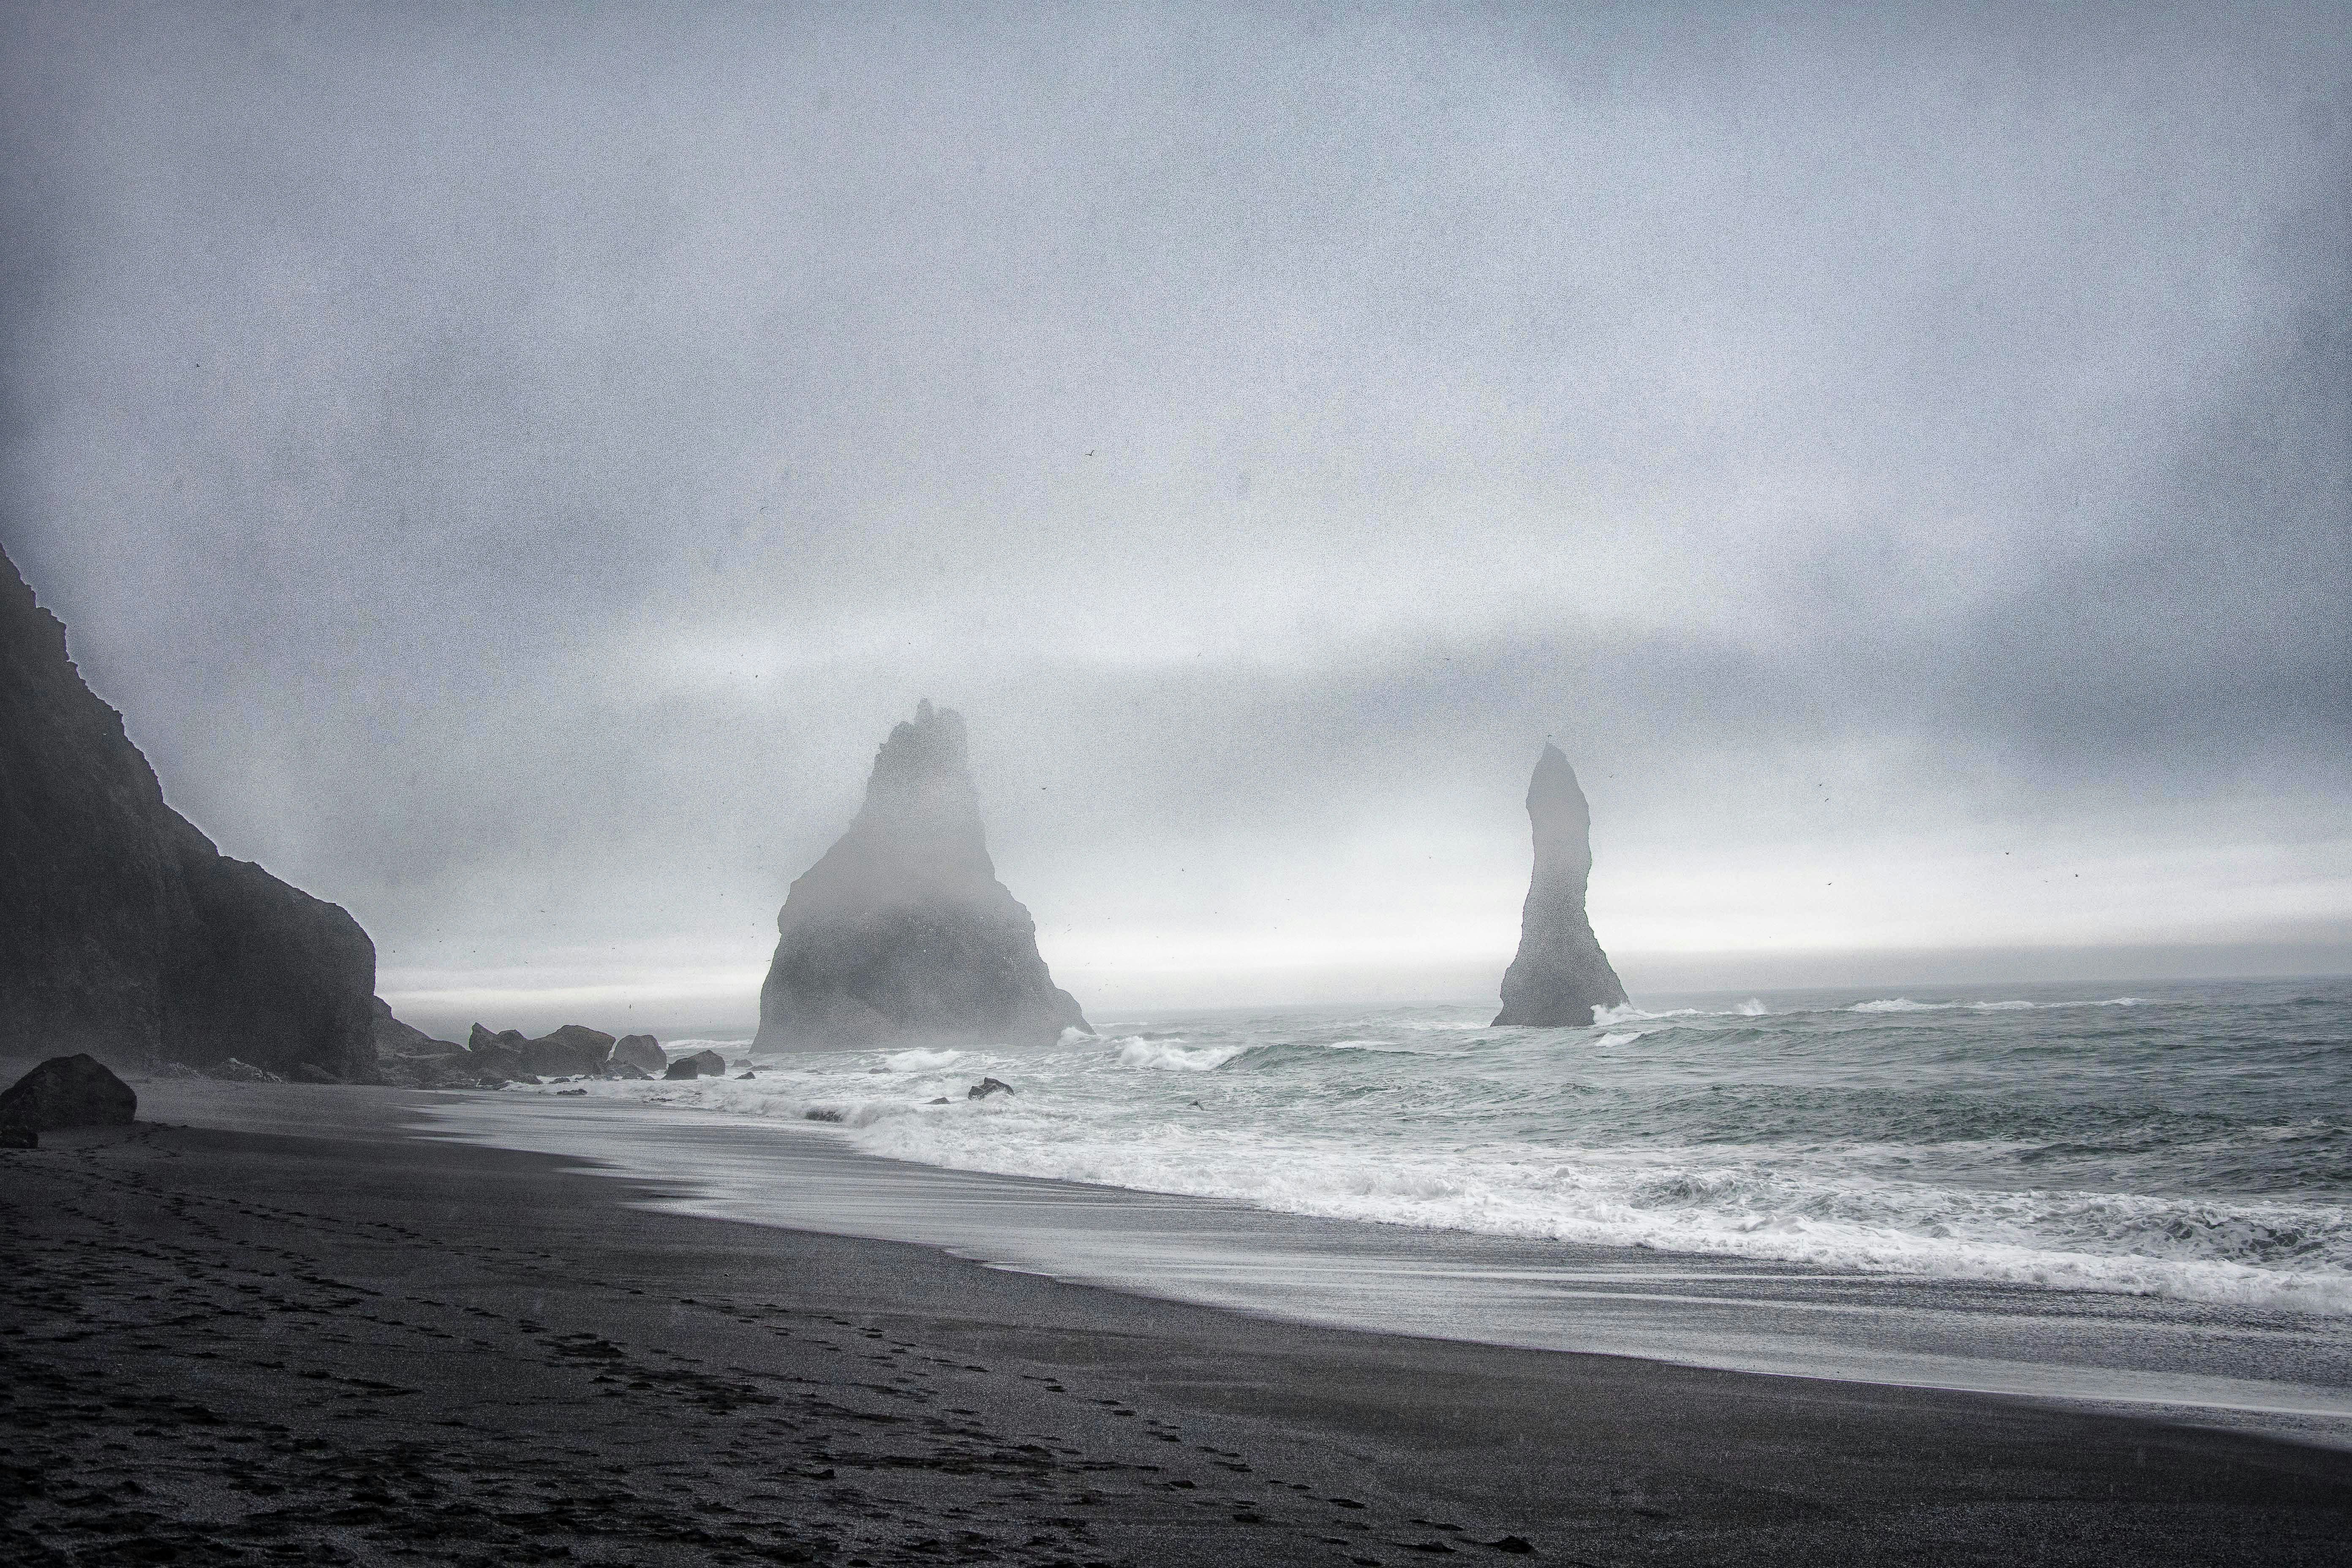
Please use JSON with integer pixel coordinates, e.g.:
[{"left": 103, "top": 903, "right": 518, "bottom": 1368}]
[{"left": 363, "top": 1011, "right": 733, "bottom": 1089}]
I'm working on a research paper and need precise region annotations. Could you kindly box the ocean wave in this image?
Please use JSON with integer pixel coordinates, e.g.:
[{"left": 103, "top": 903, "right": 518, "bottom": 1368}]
[
  {"left": 829, "top": 1111, "right": 2352, "bottom": 1314},
  {"left": 1595, "top": 1004, "right": 1710, "bottom": 1024},
  {"left": 1110, "top": 1036, "right": 1250, "bottom": 1072},
  {"left": 542, "top": 978, "right": 2352, "bottom": 1316},
  {"left": 882, "top": 1047, "right": 966, "bottom": 1072}
]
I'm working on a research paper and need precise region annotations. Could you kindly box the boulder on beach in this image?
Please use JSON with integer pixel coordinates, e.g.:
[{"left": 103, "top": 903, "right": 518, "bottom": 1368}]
[
  {"left": 0, "top": 1123, "right": 35, "bottom": 1148},
  {"left": 755, "top": 700, "right": 1088, "bottom": 1052},
  {"left": 206, "top": 1057, "right": 283, "bottom": 1083},
  {"left": 289, "top": 1063, "right": 342, "bottom": 1084},
  {"left": 1492, "top": 743, "right": 1629, "bottom": 1029},
  {"left": 663, "top": 1049, "right": 727, "bottom": 1081},
  {"left": 0, "top": 1053, "right": 138, "bottom": 1131},
  {"left": 0, "top": 545, "right": 379, "bottom": 1081},
  {"left": 611, "top": 1033, "right": 667, "bottom": 1075}
]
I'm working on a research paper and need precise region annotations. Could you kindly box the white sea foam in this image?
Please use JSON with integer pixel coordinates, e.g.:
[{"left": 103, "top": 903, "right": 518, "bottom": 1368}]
[
  {"left": 532, "top": 982, "right": 2352, "bottom": 1318},
  {"left": 1734, "top": 998, "right": 1769, "bottom": 1015},
  {"left": 883, "top": 1047, "right": 966, "bottom": 1072},
  {"left": 1110, "top": 1036, "right": 1248, "bottom": 1071}
]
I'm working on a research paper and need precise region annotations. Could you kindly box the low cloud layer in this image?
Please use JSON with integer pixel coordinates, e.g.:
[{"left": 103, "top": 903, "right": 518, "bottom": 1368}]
[{"left": 4, "top": 2, "right": 2345, "bottom": 1029}]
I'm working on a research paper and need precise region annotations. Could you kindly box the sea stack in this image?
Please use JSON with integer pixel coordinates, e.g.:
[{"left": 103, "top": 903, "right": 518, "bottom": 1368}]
[
  {"left": 0, "top": 545, "right": 378, "bottom": 1079},
  {"left": 1492, "top": 743, "right": 1628, "bottom": 1028},
  {"left": 755, "top": 702, "right": 1089, "bottom": 1051}
]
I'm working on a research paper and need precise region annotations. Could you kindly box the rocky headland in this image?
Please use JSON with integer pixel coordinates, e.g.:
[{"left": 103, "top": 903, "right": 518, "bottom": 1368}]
[
  {"left": 756, "top": 701, "right": 1088, "bottom": 1051},
  {"left": 0, "top": 545, "right": 378, "bottom": 1081},
  {"left": 1493, "top": 743, "right": 1629, "bottom": 1028}
]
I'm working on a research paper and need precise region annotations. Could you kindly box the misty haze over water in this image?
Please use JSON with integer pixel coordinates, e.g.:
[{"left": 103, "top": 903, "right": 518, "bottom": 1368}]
[{"left": 2, "top": 2, "right": 2345, "bottom": 1027}]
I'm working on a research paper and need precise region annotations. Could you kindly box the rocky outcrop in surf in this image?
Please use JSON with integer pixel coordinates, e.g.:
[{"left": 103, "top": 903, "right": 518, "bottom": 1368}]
[
  {"left": 1493, "top": 743, "right": 1628, "bottom": 1028},
  {"left": 755, "top": 701, "right": 1089, "bottom": 1051},
  {"left": 0, "top": 545, "right": 378, "bottom": 1080}
]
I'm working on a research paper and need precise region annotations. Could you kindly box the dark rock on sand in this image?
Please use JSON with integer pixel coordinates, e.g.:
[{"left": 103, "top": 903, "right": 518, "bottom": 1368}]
[
  {"left": 0, "top": 1123, "right": 33, "bottom": 1148},
  {"left": 1492, "top": 744, "right": 1629, "bottom": 1029},
  {"left": 289, "top": 1063, "right": 342, "bottom": 1084},
  {"left": 612, "top": 1033, "right": 668, "bottom": 1075},
  {"left": 0, "top": 1053, "right": 137, "bottom": 1130},
  {"left": 0, "top": 546, "right": 379, "bottom": 1081},
  {"left": 966, "top": 1077, "right": 1015, "bottom": 1100},
  {"left": 664, "top": 1049, "right": 727, "bottom": 1080},
  {"left": 756, "top": 700, "right": 1088, "bottom": 1051},
  {"left": 376, "top": 1054, "right": 504, "bottom": 1089},
  {"left": 206, "top": 1057, "right": 283, "bottom": 1083}
]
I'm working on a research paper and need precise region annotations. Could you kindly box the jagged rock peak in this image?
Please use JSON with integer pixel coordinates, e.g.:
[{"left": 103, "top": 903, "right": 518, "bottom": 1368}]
[
  {"left": 755, "top": 702, "right": 1089, "bottom": 1051},
  {"left": 1493, "top": 742, "right": 1628, "bottom": 1029}
]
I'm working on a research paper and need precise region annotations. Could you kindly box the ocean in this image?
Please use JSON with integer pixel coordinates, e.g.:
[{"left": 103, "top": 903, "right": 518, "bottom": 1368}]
[{"left": 425, "top": 975, "right": 2352, "bottom": 1443}]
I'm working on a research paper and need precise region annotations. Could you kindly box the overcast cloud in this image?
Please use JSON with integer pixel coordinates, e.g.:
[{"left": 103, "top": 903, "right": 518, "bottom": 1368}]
[{"left": 3, "top": 2, "right": 2346, "bottom": 1032}]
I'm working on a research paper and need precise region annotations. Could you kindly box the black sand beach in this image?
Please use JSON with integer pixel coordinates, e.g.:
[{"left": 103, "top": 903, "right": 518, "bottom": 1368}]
[{"left": 5, "top": 1079, "right": 2349, "bottom": 1567}]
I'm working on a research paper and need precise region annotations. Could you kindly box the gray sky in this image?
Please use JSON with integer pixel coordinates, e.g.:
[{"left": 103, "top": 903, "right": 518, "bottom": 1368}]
[{"left": 4, "top": 2, "right": 2347, "bottom": 1033}]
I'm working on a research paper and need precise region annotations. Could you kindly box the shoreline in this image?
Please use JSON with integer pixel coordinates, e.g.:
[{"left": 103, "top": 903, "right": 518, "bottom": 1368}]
[
  {"left": 4, "top": 1078, "right": 2349, "bottom": 1566},
  {"left": 416, "top": 1086, "right": 2352, "bottom": 1451}
]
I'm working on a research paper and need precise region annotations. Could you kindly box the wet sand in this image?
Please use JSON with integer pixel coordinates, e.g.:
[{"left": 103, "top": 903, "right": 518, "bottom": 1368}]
[{"left": 3, "top": 1078, "right": 2349, "bottom": 1566}]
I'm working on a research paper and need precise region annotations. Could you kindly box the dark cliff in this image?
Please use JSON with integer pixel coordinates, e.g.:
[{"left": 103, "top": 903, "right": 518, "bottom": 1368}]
[
  {"left": 1492, "top": 743, "right": 1629, "bottom": 1028},
  {"left": 755, "top": 701, "right": 1088, "bottom": 1051},
  {"left": 0, "top": 545, "right": 377, "bottom": 1079}
]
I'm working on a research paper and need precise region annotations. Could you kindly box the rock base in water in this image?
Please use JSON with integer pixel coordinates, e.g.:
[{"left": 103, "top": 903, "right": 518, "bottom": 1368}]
[
  {"left": 757, "top": 702, "right": 1087, "bottom": 1051},
  {"left": 612, "top": 1034, "right": 667, "bottom": 1075},
  {"left": 1492, "top": 743, "right": 1628, "bottom": 1029}
]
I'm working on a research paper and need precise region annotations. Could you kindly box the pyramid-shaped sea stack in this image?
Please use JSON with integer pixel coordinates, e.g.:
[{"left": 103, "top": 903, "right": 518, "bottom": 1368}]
[{"left": 755, "top": 702, "right": 1088, "bottom": 1051}]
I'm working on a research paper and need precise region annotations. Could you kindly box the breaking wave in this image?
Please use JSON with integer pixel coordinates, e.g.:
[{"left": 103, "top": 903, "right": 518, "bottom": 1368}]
[{"left": 540, "top": 977, "right": 2352, "bottom": 1316}]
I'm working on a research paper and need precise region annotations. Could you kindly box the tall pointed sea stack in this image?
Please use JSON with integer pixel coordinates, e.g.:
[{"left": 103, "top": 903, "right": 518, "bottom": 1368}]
[
  {"left": 0, "top": 544, "right": 378, "bottom": 1079},
  {"left": 1492, "top": 743, "right": 1628, "bottom": 1028},
  {"left": 755, "top": 702, "right": 1089, "bottom": 1051}
]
